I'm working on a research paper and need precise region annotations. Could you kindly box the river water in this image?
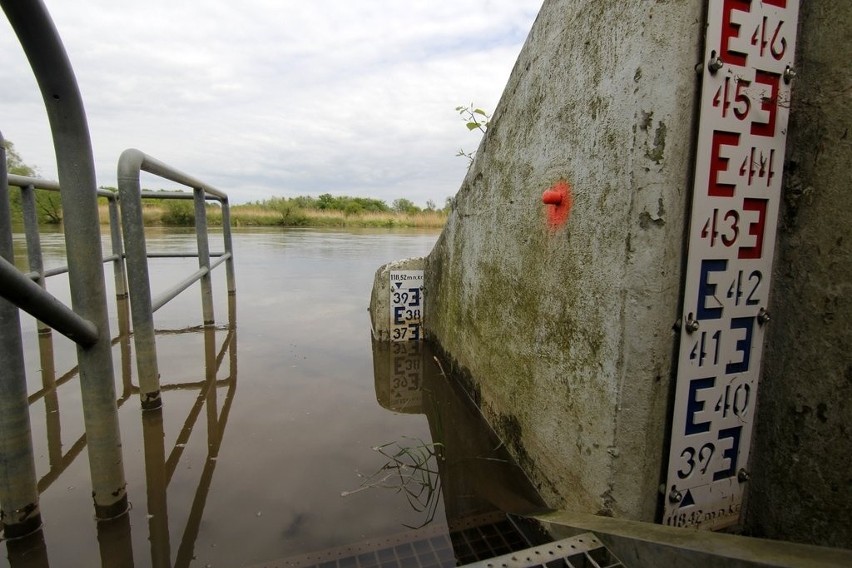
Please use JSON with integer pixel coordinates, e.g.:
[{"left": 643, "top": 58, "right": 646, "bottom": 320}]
[{"left": 3, "top": 227, "right": 546, "bottom": 568}]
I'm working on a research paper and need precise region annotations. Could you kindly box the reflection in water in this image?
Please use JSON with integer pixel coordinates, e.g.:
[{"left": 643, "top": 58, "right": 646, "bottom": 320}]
[
  {"left": 4, "top": 530, "right": 49, "bottom": 568},
  {"left": 173, "top": 319, "right": 238, "bottom": 568},
  {"left": 342, "top": 436, "right": 443, "bottom": 530},
  {"left": 143, "top": 409, "right": 169, "bottom": 568},
  {"left": 361, "top": 341, "right": 442, "bottom": 528},
  {"left": 37, "top": 332, "right": 61, "bottom": 481},
  {"left": 96, "top": 514, "right": 134, "bottom": 568},
  {"left": 367, "top": 338, "right": 550, "bottom": 563},
  {"left": 28, "top": 298, "right": 134, "bottom": 498},
  {"left": 5, "top": 296, "right": 237, "bottom": 568},
  {"left": 4, "top": 228, "right": 545, "bottom": 567}
]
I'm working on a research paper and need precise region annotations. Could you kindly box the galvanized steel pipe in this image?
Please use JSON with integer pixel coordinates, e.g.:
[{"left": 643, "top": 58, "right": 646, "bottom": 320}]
[
  {"left": 118, "top": 147, "right": 236, "bottom": 408},
  {"left": 117, "top": 149, "right": 162, "bottom": 410},
  {"left": 106, "top": 196, "right": 128, "bottom": 300},
  {"left": 0, "top": 132, "right": 42, "bottom": 538},
  {"left": 19, "top": 182, "right": 49, "bottom": 333},
  {"left": 0, "top": 256, "right": 99, "bottom": 346},
  {"left": 2, "top": 0, "right": 128, "bottom": 521},
  {"left": 193, "top": 187, "right": 215, "bottom": 325}
]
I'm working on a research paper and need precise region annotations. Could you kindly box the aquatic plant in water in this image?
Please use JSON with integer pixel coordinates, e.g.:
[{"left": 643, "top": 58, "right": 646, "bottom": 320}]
[{"left": 342, "top": 437, "right": 444, "bottom": 529}]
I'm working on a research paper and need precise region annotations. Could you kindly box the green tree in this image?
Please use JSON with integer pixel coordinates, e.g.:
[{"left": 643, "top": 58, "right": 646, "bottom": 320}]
[
  {"left": 3, "top": 139, "right": 62, "bottom": 224},
  {"left": 160, "top": 199, "right": 194, "bottom": 225},
  {"left": 392, "top": 198, "right": 420, "bottom": 214},
  {"left": 351, "top": 196, "right": 389, "bottom": 213},
  {"left": 36, "top": 193, "right": 63, "bottom": 224},
  {"left": 317, "top": 193, "right": 336, "bottom": 210},
  {"left": 291, "top": 195, "right": 318, "bottom": 209},
  {"left": 4, "top": 139, "right": 36, "bottom": 176}
]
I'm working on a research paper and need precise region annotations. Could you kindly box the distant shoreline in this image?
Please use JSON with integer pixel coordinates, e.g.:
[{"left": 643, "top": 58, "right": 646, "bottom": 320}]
[{"left": 97, "top": 203, "right": 447, "bottom": 229}]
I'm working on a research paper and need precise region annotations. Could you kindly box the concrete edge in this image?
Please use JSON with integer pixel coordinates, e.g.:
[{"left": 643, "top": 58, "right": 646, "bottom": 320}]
[
  {"left": 368, "top": 257, "right": 426, "bottom": 341},
  {"left": 533, "top": 511, "right": 852, "bottom": 568}
]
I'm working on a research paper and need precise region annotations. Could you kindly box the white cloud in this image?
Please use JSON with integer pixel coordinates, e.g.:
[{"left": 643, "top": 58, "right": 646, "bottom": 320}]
[{"left": 1, "top": 0, "right": 541, "bottom": 206}]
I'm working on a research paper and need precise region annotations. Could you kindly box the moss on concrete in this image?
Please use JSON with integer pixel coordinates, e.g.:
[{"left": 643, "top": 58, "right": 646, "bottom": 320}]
[
  {"left": 424, "top": 0, "right": 701, "bottom": 519},
  {"left": 744, "top": 0, "right": 852, "bottom": 548},
  {"left": 420, "top": 0, "right": 851, "bottom": 549}
]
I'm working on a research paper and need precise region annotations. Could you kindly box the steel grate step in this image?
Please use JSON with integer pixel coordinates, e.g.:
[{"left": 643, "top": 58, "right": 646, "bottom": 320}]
[
  {"left": 458, "top": 533, "right": 624, "bottom": 568},
  {"left": 243, "top": 518, "right": 623, "bottom": 568},
  {"left": 244, "top": 515, "right": 547, "bottom": 568}
]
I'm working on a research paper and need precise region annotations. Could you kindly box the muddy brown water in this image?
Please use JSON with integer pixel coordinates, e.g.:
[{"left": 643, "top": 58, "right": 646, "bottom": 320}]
[{"left": 3, "top": 227, "right": 545, "bottom": 567}]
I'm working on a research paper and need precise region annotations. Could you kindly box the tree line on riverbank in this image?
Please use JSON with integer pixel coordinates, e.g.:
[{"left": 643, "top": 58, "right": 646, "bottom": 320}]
[
  {"left": 101, "top": 192, "right": 449, "bottom": 229},
  {"left": 5, "top": 139, "right": 449, "bottom": 229},
  {"left": 6, "top": 183, "right": 449, "bottom": 229}
]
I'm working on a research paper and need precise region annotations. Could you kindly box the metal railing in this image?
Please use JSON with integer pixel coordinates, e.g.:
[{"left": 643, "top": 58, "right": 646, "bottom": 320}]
[
  {"left": 0, "top": 172, "right": 134, "bottom": 538},
  {"left": 0, "top": 0, "right": 236, "bottom": 539},
  {"left": 1, "top": 0, "right": 127, "bottom": 534},
  {"left": 6, "top": 172, "right": 129, "bottom": 311},
  {"left": 8, "top": 295, "right": 238, "bottom": 567},
  {"left": 118, "top": 148, "right": 236, "bottom": 410}
]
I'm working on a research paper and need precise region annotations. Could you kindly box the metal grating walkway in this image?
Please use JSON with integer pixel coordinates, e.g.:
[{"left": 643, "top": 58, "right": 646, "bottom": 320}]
[
  {"left": 459, "top": 533, "right": 624, "bottom": 568},
  {"left": 245, "top": 518, "right": 623, "bottom": 568},
  {"left": 452, "top": 516, "right": 542, "bottom": 564}
]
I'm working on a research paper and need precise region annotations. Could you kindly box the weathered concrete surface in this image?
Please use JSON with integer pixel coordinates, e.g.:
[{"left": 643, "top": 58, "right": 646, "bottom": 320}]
[
  {"left": 538, "top": 511, "right": 852, "bottom": 568},
  {"left": 369, "top": 257, "right": 425, "bottom": 341},
  {"left": 425, "top": 0, "right": 703, "bottom": 520},
  {"left": 370, "top": 338, "right": 548, "bottom": 523},
  {"left": 418, "top": 0, "right": 852, "bottom": 548},
  {"left": 745, "top": 2, "right": 852, "bottom": 549}
]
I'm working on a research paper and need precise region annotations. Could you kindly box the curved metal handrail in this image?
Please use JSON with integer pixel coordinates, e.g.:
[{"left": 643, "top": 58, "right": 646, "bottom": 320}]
[
  {"left": 116, "top": 148, "right": 236, "bottom": 410},
  {"left": 1, "top": 0, "right": 128, "bottom": 531}
]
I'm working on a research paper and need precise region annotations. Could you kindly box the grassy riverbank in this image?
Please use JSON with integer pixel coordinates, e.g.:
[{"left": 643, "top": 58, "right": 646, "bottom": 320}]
[{"left": 97, "top": 194, "right": 448, "bottom": 229}]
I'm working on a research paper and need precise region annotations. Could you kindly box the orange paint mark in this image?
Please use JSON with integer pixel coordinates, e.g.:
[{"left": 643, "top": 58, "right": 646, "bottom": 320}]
[
  {"left": 542, "top": 190, "right": 562, "bottom": 205},
  {"left": 542, "top": 180, "right": 573, "bottom": 229}
]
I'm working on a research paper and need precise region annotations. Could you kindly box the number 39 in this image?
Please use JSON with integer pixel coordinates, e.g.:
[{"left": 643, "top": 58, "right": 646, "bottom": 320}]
[{"left": 677, "top": 443, "right": 715, "bottom": 479}]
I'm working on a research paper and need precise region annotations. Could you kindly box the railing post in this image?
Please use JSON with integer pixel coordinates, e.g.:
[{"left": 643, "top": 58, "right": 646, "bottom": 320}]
[
  {"left": 193, "top": 187, "right": 214, "bottom": 325},
  {"left": 19, "top": 183, "right": 50, "bottom": 334},
  {"left": 117, "top": 150, "right": 162, "bottom": 410},
  {"left": 0, "top": 132, "right": 42, "bottom": 538},
  {"left": 204, "top": 326, "right": 219, "bottom": 439},
  {"left": 221, "top": 199, "right": 236, "bottom": 295},
  {"left": 141, "top": 409, "right": 171, "bottom": 567},
  {"left": 2, "top": 0, "right": 128, "bottom": 520},
  {"left": 6, "top": 530, "right": 49, "bottom": 566},
  {"left": 95, "top": 512, "right": 134, "bottom": 568},
  {"left": 38, "top": 332, "right": 63, "bottom": 469},
  {"left": 106, "top": 195, "right": 128, "bottom": 300},
  {"left": 115, "top": 297, "right": 135, "bottom": 400}
]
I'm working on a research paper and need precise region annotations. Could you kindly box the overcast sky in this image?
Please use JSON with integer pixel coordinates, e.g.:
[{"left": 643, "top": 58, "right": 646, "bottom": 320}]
[{"left": 1, "top": 1, "right": 542, "bottom": 207}]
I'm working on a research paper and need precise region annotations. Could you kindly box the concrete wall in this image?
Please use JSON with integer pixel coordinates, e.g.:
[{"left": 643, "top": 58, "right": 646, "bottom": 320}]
[
  {"left": 423, "top": 0, "right": 851, "bottom": 547},
  {"left": 538, "top": 511, "right": 852, "bottom": 568},
  {"left": 369, "top": 257, "right": 425, "bottom": 341},
  {"left": 745, "top": 2, "right": 852, "bottom": 549},
  {"left": 424, "top": 0, "right": 705, "bottom": 520}
]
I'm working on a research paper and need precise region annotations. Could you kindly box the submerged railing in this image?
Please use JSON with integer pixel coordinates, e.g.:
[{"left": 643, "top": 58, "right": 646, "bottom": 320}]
[
  {"left": 6, "top": 173, "right": 129, "bottom": 304},
  {"left": 0, "top": 170, "right": 131, "bottom": 537},
  {"left": 6, "top": 297, "right": 238, "bottom": 566},
  {"left": 118, "top": 148, "right": 236, "bottom": 410},
  {"left": 0, "top": 0, "right": 236, "bottom": 541},
  {"left": 1, "top": 0, "right": 128, "bottom": 534}
]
